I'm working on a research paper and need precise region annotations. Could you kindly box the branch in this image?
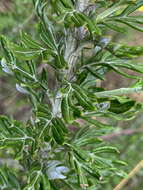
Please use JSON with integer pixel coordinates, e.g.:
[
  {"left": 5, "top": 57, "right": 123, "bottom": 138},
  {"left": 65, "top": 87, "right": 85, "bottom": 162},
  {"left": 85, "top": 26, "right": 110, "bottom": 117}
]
[
  {"left": 65, "top": 0, "right": 90, "bottom": 78},
  {"left": 113, "top": 160, "right": 143, "bottom": 190},
  {"left": 12, "top": 11, "right": 34, "bottom": 33},
  {"left": 101, "top": 127, "right": 143, "bottom": 141},
  {"left": 76, "top": 0, "right": 89, "bottom": 11}
]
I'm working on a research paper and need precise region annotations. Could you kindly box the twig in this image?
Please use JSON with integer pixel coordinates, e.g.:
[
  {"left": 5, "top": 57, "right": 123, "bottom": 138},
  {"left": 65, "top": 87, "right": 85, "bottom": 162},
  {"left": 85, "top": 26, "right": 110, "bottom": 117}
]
[
  {"left": 101, "top": 127, "right": 143, "bottom": 141},
  {"left": 12, "top": 11, "right": 35, "bottom": 33},
  {"left": 77, "top": 0, "right": 89, "bottom": 12},
  {"left": 65, "top": 0, "right": 89, "bottom": 78},
  {"left": 113, "top": 160, "right": 143, "bottom": 190}
]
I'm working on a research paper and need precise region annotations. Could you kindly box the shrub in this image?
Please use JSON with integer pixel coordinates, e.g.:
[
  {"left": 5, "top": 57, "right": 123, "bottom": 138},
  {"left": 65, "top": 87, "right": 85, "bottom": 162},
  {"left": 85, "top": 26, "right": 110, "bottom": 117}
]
[{"left": 1, "top": 0, "right": 143, "bottom": 189}]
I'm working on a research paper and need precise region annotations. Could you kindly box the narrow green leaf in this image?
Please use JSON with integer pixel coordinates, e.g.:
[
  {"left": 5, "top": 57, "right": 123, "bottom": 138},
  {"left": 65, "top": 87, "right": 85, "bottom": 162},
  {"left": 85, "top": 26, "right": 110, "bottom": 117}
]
[
  {"left": 61, "top": 95, "right": 73, "bottom": 123},
  {"left": 109, "top": 99, "right": 135, "bottom": 114},
  {"left": 120, "top": 0, "right": 143, "bottom": 16},
  {"left": 72, "top": 84, "right": 95, "bottom": 110},
  {"left": 82, "top": 116, "right": 111, "bottom": 128},
  {"left": 21, "top": 32, "right": 43, "bottom": 49},
  {"left": 93, "top": 146, "right": 119, "bottom": 154},
  {"left": 51, "top": 120, "right": 65, "bottom": 145},
  {"left": 96, "top": 5, "right": 125, "bottom": 22}
]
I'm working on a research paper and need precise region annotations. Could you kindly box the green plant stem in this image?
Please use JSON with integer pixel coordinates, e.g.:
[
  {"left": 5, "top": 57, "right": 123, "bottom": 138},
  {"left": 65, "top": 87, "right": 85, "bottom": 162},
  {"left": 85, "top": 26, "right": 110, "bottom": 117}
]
[{"left": 65, "top": 0, "right": 89, "bottom": 79}]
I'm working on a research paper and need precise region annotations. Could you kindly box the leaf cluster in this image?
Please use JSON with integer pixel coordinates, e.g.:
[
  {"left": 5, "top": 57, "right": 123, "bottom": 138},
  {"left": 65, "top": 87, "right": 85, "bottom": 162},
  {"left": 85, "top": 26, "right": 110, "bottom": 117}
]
[{"left": 1, "top": 0, "right": 143, "bottom": 189}]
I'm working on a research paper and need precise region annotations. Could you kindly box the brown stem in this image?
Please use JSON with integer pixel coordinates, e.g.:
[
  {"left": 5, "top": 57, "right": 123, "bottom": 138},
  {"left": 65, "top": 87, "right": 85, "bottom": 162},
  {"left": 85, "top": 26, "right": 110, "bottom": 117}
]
[
  {"left": 113, "top": 160, "right": 143, "bottom": 190},
  {"left": 101, "top": 128, "right": 143, "bottom": 141}
]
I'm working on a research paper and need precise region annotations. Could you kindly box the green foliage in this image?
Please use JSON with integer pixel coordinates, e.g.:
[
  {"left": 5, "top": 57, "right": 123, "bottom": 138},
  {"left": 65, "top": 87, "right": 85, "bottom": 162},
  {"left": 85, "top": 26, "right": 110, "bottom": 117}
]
[{"left": 1, "top": 0, "right": 143, "bottom": 189}]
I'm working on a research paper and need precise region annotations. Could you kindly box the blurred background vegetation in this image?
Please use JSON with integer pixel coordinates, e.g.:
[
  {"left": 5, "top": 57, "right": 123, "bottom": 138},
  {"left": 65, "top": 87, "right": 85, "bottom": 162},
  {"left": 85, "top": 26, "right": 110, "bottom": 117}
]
[{"left": 1, "top": 0, "right": 143, "bottom": 189}]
